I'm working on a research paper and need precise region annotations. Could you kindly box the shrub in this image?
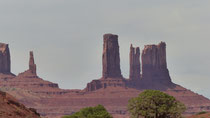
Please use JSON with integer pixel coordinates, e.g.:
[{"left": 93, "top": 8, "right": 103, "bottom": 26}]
[
  {"left": 196, "top": 111, "right": 207, "bottom": 115},
  {"left": 62, "top": 105, "right": 112, "bottom": 118}
]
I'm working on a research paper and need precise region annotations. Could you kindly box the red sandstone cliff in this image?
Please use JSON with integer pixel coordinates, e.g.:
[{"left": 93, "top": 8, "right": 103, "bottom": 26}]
[
  {"left": 141, "top": 42, "right": 172, "bottom": 85},
  {"left": 18, "top": 51, "right": 38, "bottom": 78},
  {"left": 86, "top": 34, "right": 126, "bottom": 92},
  {"left": 0, "top": 43, "right": 12, "bottom": 74},
  {"left": 29, "top": 51, "right": 37, "bottom": 75},
  {"left": 129, "top": 44, "right": 141, "bottom": 80},
  {"left": 102, "top": 34, "right": 122, "bottom": 79}
]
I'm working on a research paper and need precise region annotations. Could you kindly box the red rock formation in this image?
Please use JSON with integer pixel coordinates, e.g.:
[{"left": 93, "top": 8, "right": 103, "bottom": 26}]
[
  {"left": 18, "top": 51, "right": 38, "bottom": 78},
  {"left": 0, "top": 35, "right": 209, "bottom": 118},
  {"left": 86, "top": 34, "right": 126, "bottom": 92},
  {"left": 129, "top": 44, "right": 141, "bottom": 80},
  {"left": 141, "top": 42, "right": 171, "bottom": 84},
  {"left": 102, "top": 34, "right": 122, "bottom": 79},
  {"left": 86, "top": 78, "right": 126, "bottom": 92},
  {"left": 0, "top": 91, "right": 41, "bottom": 118},
  {"left": 29, "top": 51, "right": 37, "bottom": 75},
  {"left": 0, "top": 51, "right": 63, "bottom": 95},
  {"left": 86, "top": 80, "right": 102, "bottom": 91},
  {"left": 0, "top": 43, "right": 11, "bottom": 73}
]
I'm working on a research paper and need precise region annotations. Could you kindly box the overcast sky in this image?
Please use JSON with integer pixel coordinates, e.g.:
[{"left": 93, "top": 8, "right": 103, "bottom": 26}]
[{"left": 0, "top": 0, "right": 210, "bottom": 98}]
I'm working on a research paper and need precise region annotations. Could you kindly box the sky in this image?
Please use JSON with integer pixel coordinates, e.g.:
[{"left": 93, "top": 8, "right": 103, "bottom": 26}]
[{"left": 0, "top": 0, "right": 209, "bottom": 98}]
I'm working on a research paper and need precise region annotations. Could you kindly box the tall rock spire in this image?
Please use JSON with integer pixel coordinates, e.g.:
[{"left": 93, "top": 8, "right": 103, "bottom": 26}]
[
  {"left": 129, "top": 44, "right": 141, "bottom": 80},
  {"left": 141, "top": 42, "right": 171, "bottom": 84},
  {"left": 0, "top": 43, "right": 11, "bottom": 73},
  {"left": 102, "top": 34, "right": 122, "bottom": 79},
  {"left": 18, "top": 51, "right": 37, "bottom": 78},
  {"left": 85, "top": 34, "right": 126, "bottom": 92},
  {"left": 29, "top": 51, "right": 36, "bottom": 75}
]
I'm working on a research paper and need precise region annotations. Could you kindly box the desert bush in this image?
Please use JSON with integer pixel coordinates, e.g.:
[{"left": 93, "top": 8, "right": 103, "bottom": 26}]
[
  {"left": 196, "top": 111, "right": 207, "bottom": 115},
  {"left": 62, "top": 105, "right": 112, "bottom": 118}
]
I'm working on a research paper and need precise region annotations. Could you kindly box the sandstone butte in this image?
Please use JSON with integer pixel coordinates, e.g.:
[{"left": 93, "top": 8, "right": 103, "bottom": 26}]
[{"left": 0, "top": 35, "right": 210, "bottom": 118}]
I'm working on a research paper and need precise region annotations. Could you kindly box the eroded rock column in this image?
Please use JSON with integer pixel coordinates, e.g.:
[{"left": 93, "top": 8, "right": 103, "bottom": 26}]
[
  {"left": 129, "top": 44, "right": 141, "bottom": 80},
  {"left": 0, "top": 43, "right": 11, "bottom": 73},
  {"left": 141, "top": 42, "right": 171, "bottom": 83},
  {"left": 102, "top": 34, "right": 122, "bottom": 79},
  {"left": 29, "top": 51, "right": 37, "bottom": 75}
]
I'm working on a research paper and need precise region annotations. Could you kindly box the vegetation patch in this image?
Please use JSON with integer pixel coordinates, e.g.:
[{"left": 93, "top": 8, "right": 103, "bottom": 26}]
[
  {"left": 62, "top": 105, "right": 112, "bottom": 118},
  {"left": 128, "top": 90, "right": 186, "bottom": 118}
]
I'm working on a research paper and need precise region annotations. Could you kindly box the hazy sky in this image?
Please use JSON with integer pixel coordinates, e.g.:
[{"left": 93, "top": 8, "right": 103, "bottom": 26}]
[{"left": 0, "top": 0, "right": 210, "bottom": 98}]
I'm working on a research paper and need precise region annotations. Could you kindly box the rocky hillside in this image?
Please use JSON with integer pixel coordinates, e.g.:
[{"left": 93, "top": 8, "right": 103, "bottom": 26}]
[{"left": 0, "top": 91, "right": 40, "bottom": 118}]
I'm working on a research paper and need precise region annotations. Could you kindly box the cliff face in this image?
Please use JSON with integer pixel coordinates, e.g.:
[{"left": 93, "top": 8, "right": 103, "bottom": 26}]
[
  {"left": 141, "top": 42, "right": 171, "bottom": 84},
  {"left": 102, "top": 34, "right": 122, "bottom": 79},
  {"left": 129, "top": 44, "right": 141, "bottom": 80},
  {"left": 86, "top": 80, "right": 102, "bottom": 91},
  {"left": 0, "top": 43, "right": 11, "bottom": 73},
  {"left": 142, "top": 42, "right": 167, "bottom": 70}
]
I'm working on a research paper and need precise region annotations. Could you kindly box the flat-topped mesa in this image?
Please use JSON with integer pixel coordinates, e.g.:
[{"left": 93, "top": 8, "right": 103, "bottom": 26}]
[
  {"left": 129, "top": 44, "right": 141, "bottom": 80},
  {"left": 141, "top": 42, "right": 172, "bottom": 84},
  {"left": 29, "top": 51, "right": 37, "bottom": 75},
  {"left": 102, "top": 34, "right": 122, "bottom": 79},
  {"left": 0, "top": 43, "right": 11, "bottom": 73}
]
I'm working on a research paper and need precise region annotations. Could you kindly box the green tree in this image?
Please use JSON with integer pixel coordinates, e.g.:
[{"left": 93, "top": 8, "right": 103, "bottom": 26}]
[
  {"left": 62, "top": 105, "right": 113, "bottom": 118},
  {"left": 128, "top": 90, "right": 186, "bottom": 118}
]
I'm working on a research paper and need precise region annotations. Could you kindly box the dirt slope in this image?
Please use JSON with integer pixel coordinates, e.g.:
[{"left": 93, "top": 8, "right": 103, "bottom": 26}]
[{"left": 0, "top": 91, "right": 40, "bottom": 118}]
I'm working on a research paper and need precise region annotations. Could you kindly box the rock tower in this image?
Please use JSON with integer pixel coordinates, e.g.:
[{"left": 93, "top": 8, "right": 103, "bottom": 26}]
[
  {"left": 141, "top": 42, "right": 171, "bottom": 84},
  {"left": 18, "top": 51, "right": 38, "bottom": 78},
  {"left": 29, "top": 51, "right": 37, "bottom": 75},
  {"left": 0, "top": 43, "right": 11, "bottom": 73},
  {"left": 129, "top": 44, "right": 141, "bottom": 80},
  {"left": 102, "top": 34, "right": 122, "bottom": 79}
]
